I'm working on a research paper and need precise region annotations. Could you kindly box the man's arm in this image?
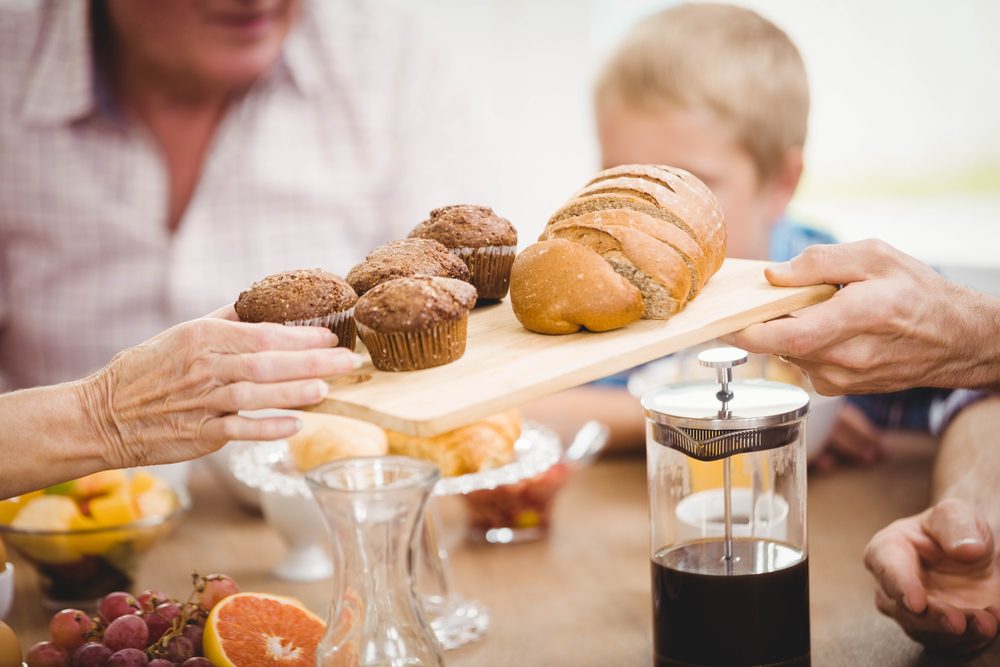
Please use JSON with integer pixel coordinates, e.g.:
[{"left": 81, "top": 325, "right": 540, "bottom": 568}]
[{"left": 725, "top": 240, "right": 1000, "bottom": 395}]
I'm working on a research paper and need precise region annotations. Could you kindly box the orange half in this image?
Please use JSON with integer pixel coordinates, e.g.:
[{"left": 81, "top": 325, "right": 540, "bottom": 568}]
[{"left": 204, "top": 593, "right": 325, "bottom": 667}]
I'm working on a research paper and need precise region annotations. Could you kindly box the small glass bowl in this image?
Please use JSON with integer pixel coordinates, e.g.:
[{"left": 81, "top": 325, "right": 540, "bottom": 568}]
[
  {"left": 462, "top": 461, "right": 572, "bottom": 544},
  {"left": 0, "top": 488, "right": 187, "bottom": 610}
]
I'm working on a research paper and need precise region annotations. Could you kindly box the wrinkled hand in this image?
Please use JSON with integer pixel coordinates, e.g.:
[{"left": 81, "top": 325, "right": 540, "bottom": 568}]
[
  {"left": 723, "top": 240, "right": 998, "bottom": 395},
  {"left": 76, "top": 307, "right": 357, "bottom": 469},
  {"left": 811, "top": 401, "right": 885, "bottom": 473},
  {"left": 864, "top": 498, "right": 1000, "bottom": 654}
]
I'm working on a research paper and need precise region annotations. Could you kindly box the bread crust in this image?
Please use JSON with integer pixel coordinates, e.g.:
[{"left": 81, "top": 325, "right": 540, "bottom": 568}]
[
  {"left": 509, "top": 239, "right": 643, "bottom": 334},
  {"left": 543, "top": 220, "right": 692, "bottom": 319},
  {"left": 544, "top": 208, "right": 706, "bottom": 300},
  {"left": 582, "top": 164, "right": 726, "bottom": 275}
]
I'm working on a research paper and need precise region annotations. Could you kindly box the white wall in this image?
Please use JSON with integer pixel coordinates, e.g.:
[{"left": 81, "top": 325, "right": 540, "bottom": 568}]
[{"left": 412, "top": 0, "right": 1000, "bottom": 267}]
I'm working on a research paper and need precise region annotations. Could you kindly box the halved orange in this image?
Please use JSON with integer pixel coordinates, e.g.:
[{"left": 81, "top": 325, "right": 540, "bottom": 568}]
[{"left": 204, "top": 593, "right": 325, "bottom": 667}]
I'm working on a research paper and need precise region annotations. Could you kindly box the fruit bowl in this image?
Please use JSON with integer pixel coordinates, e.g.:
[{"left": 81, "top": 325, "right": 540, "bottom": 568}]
[{"left": 0, "top": 473, "right": 187, "bottom": 610}]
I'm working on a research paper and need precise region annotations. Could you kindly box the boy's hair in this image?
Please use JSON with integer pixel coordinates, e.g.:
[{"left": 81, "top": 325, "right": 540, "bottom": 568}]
[{"left": 595, "top": 3, "right": 809, "bottom": 180}]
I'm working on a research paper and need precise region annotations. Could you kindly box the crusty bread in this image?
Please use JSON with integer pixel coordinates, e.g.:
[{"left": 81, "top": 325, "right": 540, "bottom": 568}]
[
  {"left": 541, "top": 219, "right": 691, "bottom": 319},
  {"left": 288, "top": 413, "right": 389, "bottom": 472},
  {"left": 386, "top": 410, "right": 521, "bottom": 477},
  {"left": 509, "top": 239, "right": 643, "bottom": 334},
  {"left": 544, "top": 208, "right": 706, "bottom": 300},
  {"left": 549, "top": 164, "right": 726, "bottom": 280}
]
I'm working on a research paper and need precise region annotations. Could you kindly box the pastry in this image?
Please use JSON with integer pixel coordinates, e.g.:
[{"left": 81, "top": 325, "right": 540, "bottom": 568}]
[
  {"left": 386, "top": 410, "right": 520, "bottom": 477},
  {"left": 288, "top": 413, "right": 388, "bottom": 472}
]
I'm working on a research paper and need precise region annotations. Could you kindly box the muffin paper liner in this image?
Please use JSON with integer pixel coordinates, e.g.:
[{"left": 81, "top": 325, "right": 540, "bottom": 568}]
[
  {"left": 451, "top": 245, "right": 517, "bottom": 301},
  {"left": 357, "top": 315, "right": 468, "bottom": 372},
  {"left": 286, "top": 308, "right": 357, "bottom": 350}
]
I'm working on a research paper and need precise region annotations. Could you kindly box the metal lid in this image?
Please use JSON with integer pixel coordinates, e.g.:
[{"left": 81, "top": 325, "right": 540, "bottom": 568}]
[{"left": 642, "top": 379, "right": 810, "bottom": 430}]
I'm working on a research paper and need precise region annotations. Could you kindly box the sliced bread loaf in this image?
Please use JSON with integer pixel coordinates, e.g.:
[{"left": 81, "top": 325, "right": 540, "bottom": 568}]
[{"left": 543, "top": 219, "right": 692, "bottom": 319}]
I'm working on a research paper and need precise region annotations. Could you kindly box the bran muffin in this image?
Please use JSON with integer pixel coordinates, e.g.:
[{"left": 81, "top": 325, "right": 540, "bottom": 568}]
[
  {"left": 235, "top": 268, "right": 358, "bottom": 349},
  {"left": 354, "top": 276, "right": 478, "bottom": 371},
  {"left": 409, "top": 205, "right": 518, "bottom": 300},
  {"left": 345, "top": 238, "right": 471, "bottom": 296}
]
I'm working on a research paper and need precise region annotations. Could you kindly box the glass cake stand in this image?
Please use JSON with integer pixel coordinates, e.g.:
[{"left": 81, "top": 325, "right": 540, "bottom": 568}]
[{"left": 230, "top": 422, "right": 561, "bottom": 649}]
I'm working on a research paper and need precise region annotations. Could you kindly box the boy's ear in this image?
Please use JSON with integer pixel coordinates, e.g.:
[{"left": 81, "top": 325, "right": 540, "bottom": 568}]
[{"left": 765, "top": 147, "right": 804, "bottom": 220}]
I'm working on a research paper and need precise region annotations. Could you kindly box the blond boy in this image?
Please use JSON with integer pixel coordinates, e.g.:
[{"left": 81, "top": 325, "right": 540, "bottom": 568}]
[{"left": 526, "top": 3, "right": 898, "bottom": 467}]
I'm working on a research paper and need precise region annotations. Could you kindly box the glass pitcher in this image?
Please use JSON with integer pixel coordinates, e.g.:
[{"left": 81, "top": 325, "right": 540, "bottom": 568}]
[{"left": 307, "top": 456, "right": 445, "bottom": 667}]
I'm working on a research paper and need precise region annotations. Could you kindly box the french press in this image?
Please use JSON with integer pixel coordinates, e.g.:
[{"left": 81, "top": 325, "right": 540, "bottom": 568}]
[{"left": 643, "top": 347, "right": 811, "bottom": 667}]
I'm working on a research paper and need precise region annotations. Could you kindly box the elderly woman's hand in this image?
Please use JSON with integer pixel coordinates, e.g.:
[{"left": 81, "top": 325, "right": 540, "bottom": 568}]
[
  {"left": 724, "top": 240, "right": 1000, "bottom": 395},
  {"left": 76, "top": 309, "right": 358, "bottom": 469}
]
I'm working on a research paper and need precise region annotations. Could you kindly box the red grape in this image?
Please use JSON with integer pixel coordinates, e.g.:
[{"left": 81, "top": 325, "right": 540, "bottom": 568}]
[
  {"left": 98, "top": 592, "right": 140, "bottom": 622},
  {"left": 147, "top": 660, "right": 174, "bottom": 667},
  {"left": 182, "top": 624, "right": 203, "bottom": 656},
  {"left": 165, "top": 636, "right": 194, "bottom": 664},
  {"left": 144, "top": 613, "right": 170, "bottom": 645},
  {"left": 182, "top": 659, "right": 212, "bottom": 667},
  {"left": 25, "top": 641, "right": 70, "bottom": 667},
  {"left": 103, "top": 615, "right": 148, "bottom": 652},
  {"left": 135, "top": 590, "right": 171, "bottom": 613},
  {"left": 49, "top": 609, "right": 92, "bottom": 650},
  {"left": 106, "top": 648, "right": 148, "bottom": 667},
  {"left": 154, "top": 602, "right": 181, "bottom": 624},
  {"left": 197, "top": 574, "right": 238, "bottom": 610},
  {"left": 71, "top": 643, "right": 112, "bottom": 667},
  {"left": 145, "top": 601, "right": 182, "bottom": 643}
]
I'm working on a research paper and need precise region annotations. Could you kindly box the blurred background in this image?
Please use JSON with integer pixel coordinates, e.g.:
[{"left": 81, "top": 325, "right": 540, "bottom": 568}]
[{"left": 401, "top": 0, "right": 1000, "bottom": 283}]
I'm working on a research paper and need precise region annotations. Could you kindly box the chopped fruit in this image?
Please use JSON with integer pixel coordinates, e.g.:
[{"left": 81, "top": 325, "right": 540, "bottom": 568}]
[
  {"left": 11, "top": 496, "right": 81, "bottom": 531},
  {"left": 135, "top": 488, "right": 175, "bottom": 520},
  {"left": 0, "top": 491, "right": 44, "bottom": 525},
  {"left": 128, "top": 471, "right": 159, "bottom": 497},
  {"left": 88, "top": 490, "right": 138, "bottom": 528},
  {"left": 47, "top": 470, "right": 128, "bottom": 499},
  {"left": 204, "top": 593, "right": 325, "bottom": 667}
]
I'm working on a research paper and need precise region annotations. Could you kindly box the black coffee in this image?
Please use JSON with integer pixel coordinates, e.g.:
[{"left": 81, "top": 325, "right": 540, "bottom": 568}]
[{"left": 652, "top": 539, "right": 810, "bottom": 667}]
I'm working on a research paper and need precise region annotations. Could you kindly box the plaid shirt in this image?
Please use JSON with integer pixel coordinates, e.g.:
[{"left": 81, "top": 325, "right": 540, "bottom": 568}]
[{"left": 0, "top": 0, "right": 485, "bottom": 391}]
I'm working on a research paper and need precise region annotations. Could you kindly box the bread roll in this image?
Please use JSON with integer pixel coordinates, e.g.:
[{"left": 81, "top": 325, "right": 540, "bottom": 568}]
[
  {"left": 541, "top": 218, "right": 692, "bottom": 319},
  {"left": 386, "top": 410, "right": 521, "bottom": 477},
  {"left": 549, "top": 164, "right": 726, "bottom": 279},
  {"left": 509, "top": 239, "right": 644, "bottom": 334},
  {"left": 288, "top": 413, "right": 388, "bottom": 472}
]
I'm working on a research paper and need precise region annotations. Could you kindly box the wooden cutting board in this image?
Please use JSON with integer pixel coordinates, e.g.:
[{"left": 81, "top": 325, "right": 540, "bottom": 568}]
[{"left": 308, "top": 258, "right": 835, "bottom": 435}]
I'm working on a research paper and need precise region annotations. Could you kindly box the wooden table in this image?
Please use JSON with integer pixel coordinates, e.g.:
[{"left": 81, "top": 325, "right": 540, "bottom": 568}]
[{"left": 6, "top": 435, "right": 998, "bottom": 666}]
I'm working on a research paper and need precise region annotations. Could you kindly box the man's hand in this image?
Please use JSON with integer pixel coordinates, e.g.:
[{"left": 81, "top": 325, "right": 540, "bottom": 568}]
[
  {"left": 864, "top": 498, "right": 1000, "bottom": 654},
  {"left": 723, "top": 240, "right": 1000, "bottom": 395}
]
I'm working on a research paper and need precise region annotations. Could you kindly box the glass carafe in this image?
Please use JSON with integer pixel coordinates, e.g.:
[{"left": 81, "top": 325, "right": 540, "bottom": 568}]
[
  {"left": 642, "top": 348, "right": 811, "bottom": 667},
  {"left": 307, "top": 456, "right": 445, "bottom": 667}
]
